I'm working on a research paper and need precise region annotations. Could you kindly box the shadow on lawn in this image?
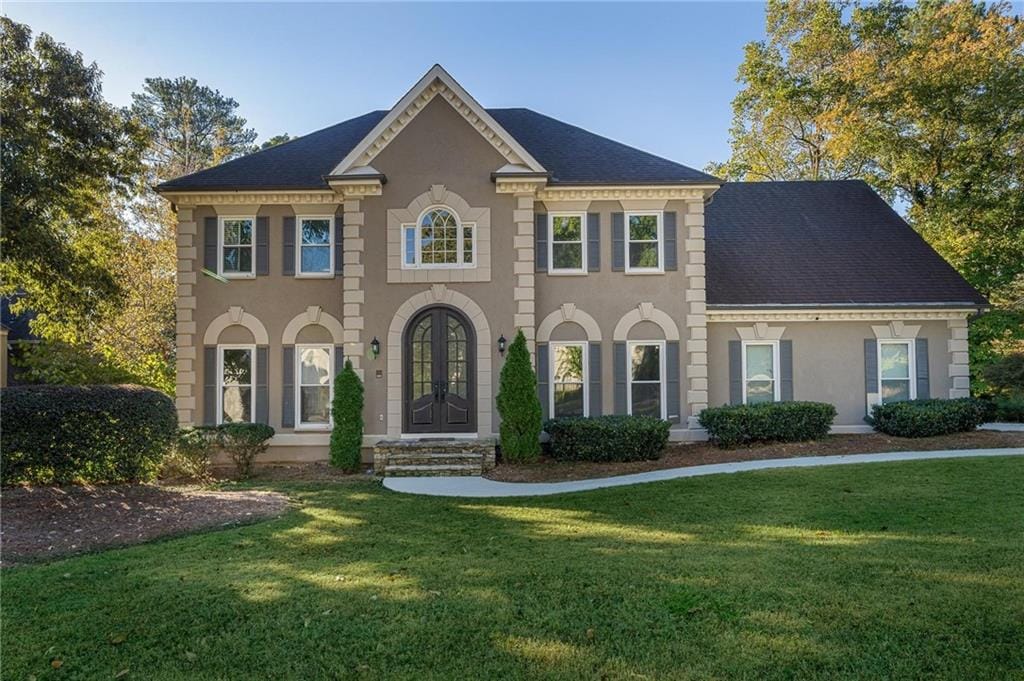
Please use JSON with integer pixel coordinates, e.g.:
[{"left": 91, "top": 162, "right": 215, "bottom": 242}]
[{"left": 4, "top": 458, "right": 1023, "bottom": 679}]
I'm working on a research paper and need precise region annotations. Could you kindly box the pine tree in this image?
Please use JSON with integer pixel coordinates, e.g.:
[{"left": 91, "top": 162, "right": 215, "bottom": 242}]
[
  {"left": 496, "top": 330, "right": 542, "bottom": 462},
  {"left": 330, "top": 359, "right": 364, "bottom": 471}
]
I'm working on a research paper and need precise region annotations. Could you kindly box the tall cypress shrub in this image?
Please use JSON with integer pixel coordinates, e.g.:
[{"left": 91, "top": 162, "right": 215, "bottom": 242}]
[
  {"left": 496, "top": 330, "right": 542, "bottom": 462},
  {"left": 330, "top": 359, "right": 364, "bottom": 471}
]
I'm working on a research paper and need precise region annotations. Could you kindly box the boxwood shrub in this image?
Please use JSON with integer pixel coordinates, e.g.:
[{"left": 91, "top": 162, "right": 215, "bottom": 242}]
[
  {"left": 698, "top": 401, "right": 837, "bottom": 447},
  {"left": 1, "top": 384, "right": 177, "bottom": 485},
  {"left": 993, "top": 397, "right": 1024, "bottom": 423},
  {"left": 543, "top": 416, "right": 670, "bottom": 462},
  {"left": 868, "top": 398, "right": 993, "bottom": 437}
]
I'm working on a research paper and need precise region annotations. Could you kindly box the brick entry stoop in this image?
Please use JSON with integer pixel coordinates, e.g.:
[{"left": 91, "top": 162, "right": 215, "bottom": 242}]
[{"left": 373, "top": 439, "right": 497, "bottom": 477}]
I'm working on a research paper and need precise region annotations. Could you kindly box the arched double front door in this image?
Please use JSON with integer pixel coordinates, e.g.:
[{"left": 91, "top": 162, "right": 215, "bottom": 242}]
[{"left": 403, "top": 306, "right": 476, "bottom": 433}]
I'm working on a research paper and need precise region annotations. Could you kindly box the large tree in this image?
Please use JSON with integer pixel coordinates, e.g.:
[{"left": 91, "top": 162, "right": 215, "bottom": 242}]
[
  {"left": 0, "top": 18, "right": 146, "bottom": 326},
  {"left": 131, "top": 76, "right": 257, "bottom": 182},
  {"left": 711, "top": 0, "right": 1024, "bottom": 385}
]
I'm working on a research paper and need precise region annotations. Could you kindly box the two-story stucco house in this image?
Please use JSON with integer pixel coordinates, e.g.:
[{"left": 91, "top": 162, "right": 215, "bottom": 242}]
[{"left": 157, "top": 65, "right": 987, "bottom": 470}]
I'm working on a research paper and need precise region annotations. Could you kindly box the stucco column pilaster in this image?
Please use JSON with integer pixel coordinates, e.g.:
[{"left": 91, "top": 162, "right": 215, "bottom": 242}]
[
  {"left": 342, "top": 198, "right": 366, "bottom": 379},
  {"left": 513, "top": 192, "right": 537, "bottom": 356},
  {"left": 175, "top": 206, "right": 199, "bottom": 425},
  {"left": 683, "top": 199, "right": 708, "bottom": 428},
  {"left": 947, "top": 317, "right": 971, "bottom": 398}
]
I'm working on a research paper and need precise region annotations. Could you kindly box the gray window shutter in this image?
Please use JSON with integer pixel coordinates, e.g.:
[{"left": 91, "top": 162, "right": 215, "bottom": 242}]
[
  {"left": 335, "top": 345, "right": 345, "bottom": 372},
  {"left": 255, "top": 346, "right": 269, "bottom": 424},
  {"left": 204, "top": 217, "right": 218, "bottom": 272},
  {"left": 281, "top": 345, "right": 295, "bottom": 428},
  {"left": 612, "top": 213, "right": 625, "bottom": 271},
  {"left": 283, "top": 216, "right": 296, "bottom": 276},
  {"left": 664, "top": 211, "right": 678, "bottom": 271},
  {"left": 613, "top": 341, "right": 627, "bottom": 414},
  {"left": 728, "top": 340, "right": 742, "bottom": 405},
  {"left": 588, "top": 341, "right": 602, "bottom": 416},
  {"left": 537, "top": 343, "right": 550, "bottom": 421},
  {"left": 587, "top": 213, "right": 600, "bottom": 272},
  {"left": 255, "top": 216, "right": 269, "bottom": 275},
  {"left": 780, "top": 340, "right": 794, "bottom": 401},
  {"left": 334, "top": 215, "right": 344, "bottom": 275},
  {"left": 535, "top": 213, "right": 548, "bottom": 272},
  {"left": 864, "top": 339, "right": 878, "bottom": 394},
  {"left": 915, "top": 338, "right": 929, "bottom": 399},
  {"left": 666, "top": 341, "right": 681, "bottom": 423},
  {"left": 203, "top": 346, "right": 217, "bottom": 425}
]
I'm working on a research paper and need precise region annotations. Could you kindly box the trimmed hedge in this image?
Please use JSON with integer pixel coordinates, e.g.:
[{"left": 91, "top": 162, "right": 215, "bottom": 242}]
[
  {"left": 1, "top": 384, "right": 177, "bottom": 485},
  {"left": 216, "top": 422, "right": 274, "bottom": 478},
  {"left": 544, "top": 416, "right": 670, "bottom": 462},
  {"left": 992, "top": 397, "right": 1024, "bottom": 423},
  {"left": 699, "top": 401, "right": 836, "bottom": 447},
  {"left": 868, "top": 398, "right": 992, "bottom": 438}
]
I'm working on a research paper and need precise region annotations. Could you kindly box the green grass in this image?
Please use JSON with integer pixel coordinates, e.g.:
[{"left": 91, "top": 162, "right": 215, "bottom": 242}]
[{"left": 4, "top": 457, "right": 1024, "bottom": 680}]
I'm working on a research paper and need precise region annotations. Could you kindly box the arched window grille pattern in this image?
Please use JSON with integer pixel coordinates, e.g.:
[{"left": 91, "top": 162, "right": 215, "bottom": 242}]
[{"left": 402, "top": 206, "right": 475, "bottom": 268}]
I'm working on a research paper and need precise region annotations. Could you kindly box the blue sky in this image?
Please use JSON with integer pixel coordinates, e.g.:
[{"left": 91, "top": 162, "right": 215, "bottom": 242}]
[{"left": 6, "top": 2, "right": 772, "bottom": 170}]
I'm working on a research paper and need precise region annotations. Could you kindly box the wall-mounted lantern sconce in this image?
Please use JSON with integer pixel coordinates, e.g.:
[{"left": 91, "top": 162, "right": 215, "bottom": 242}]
[
  {"left": 497, "top": 334, "right": 507, "bottom": 357},
  {"left": 370, "top": 336, "right": 380, "bottom": 359}
]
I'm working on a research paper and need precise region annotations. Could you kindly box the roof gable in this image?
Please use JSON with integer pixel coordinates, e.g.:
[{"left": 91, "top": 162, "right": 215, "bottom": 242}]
[{"left": 328, "top": 65, "right": 545, "bottom": 179}]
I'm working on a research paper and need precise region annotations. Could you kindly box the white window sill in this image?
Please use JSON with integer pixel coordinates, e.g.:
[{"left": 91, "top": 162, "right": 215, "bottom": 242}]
[
  {"left": 220, "top": 272, "right": 256, "bottom": 279},
  {"left": 295, "top": 424, "right": 332, "bottom": 432},
  {"left": 295, "top": 273, "right": 335, "bottom": 279},
  {"left": 548, "top": 270, "right": 588, "bottom": 276},
  {"left": 624, "top": 269, "right": 665, "bottom": 275}
]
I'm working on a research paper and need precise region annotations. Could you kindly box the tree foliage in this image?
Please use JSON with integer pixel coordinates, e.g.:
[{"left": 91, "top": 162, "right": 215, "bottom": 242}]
[
  {"left": 0, "top": 17, "right": 146, "bottom": 325},
  {"left": 131, "top": 76, "right": 257, "bottom": 182},
  {"left": 496, "top": 330, "right": 543, "bottom": 462},
  {"left": 712, "top": 0, "right": 1024, "bottom": 388},
  {"left": 330, "top": 359, "right": 364, "bottom": 472},
  {"left": 260, "top": 133, "right": 293, "bottom": 150}
]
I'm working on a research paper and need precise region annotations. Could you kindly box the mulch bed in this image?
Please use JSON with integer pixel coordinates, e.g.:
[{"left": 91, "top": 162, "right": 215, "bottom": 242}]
[
  {"left": 486, "top": 430, "right": 1024, "bottom": 483},
  {"left": 1, "top": 484, "right": 290, "bottom": 567}
]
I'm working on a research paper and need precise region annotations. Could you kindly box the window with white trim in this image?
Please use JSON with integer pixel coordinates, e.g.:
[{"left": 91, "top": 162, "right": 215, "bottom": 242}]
[
  {"left": 218, "top": 345, "right": 254, "bottom": 423},
  {"left": 549, "top": 213, "right": 586, "bottom": 273},
  {"left": 551, "top": 342, "right": 587, "bottom": 418},
  {"left": 742, "top": 341, "right": 780, "bottom": 405},
  {"left": 628, "top": 341, "right": 665, "bottom": 418},
  {"left": 297, "top": 217, "right": 333, "bottom": 276},
  {"left": 296, "top": 344, "right": 333, "bottom": 427},
  {"left": 879, "top": 339, "right": 915, "bottom": 404},
  {"left": 402, "top": 206, "right": 475, "bottom": 268},
  {"left": 219, "top": 217, "right": 255, "bottom": 276},
  {"left": 626, "top": 211, "right": 662, "bottom": 272}
]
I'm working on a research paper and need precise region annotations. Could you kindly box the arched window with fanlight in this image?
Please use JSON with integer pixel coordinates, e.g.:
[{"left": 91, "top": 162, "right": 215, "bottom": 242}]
[{"left": 402, "top": 206, "right": 476, "bottom": 269}]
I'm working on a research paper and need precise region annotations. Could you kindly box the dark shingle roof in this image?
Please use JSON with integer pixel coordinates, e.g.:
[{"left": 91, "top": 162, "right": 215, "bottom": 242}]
[
  {"left": 488, "top": 109, "right": 718, "bottom": 184},
  {"left": 156, "top": 108, "right": 716, "bottom": 192},
  {"left": 705, "top": 180, "right": 987, "bottom": 307}
]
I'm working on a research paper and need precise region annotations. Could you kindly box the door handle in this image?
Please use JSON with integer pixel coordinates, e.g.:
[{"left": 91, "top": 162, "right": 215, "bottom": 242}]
[
  {"left": 433, "top": 381, "right": 441, "bottom": 401},
  {"left": 439, "top": 382, "right": 448, "bottom": 401}
]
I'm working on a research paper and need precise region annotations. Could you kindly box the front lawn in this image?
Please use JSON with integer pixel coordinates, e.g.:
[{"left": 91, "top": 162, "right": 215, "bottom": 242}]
[{"left": 4, "top": 457, "right": 1023, "bottom": 679}]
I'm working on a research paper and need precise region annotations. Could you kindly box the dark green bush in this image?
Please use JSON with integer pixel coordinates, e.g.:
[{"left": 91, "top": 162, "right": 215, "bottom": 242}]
[
  {"left": 214, "top": 422, "right": 274, "bottom": 478},
  {"left": 980, "top": 352, "right": 1024, "bottom": 398},
  {"left": 1, "top": 384, "right": 177, "bottom": 485},
  {"left": 330, "top": 359, "right": 364, "bottom": 472},
  {"left": 544, "top": 416, "right": 670, "bottom": 462},
  {"left": 161, "top": 427, "right": 217, "bottom": 480},
  {"left": 992, "top": 397, "right": 1024, "bottom": 422},
  {"left": 496, "top": 330, "right": 542, "bottom": 463},
  {"left": 868, "top": 398, "right": 991, "bottom": 438},
  {"left": 699, "top": 401, "right": 837, "bottom": 447}
]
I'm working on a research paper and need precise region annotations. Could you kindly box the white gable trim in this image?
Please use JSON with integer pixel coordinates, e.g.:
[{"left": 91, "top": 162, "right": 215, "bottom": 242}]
[{"left": 329, "top": 65, "right": 546, "bottom": 178}]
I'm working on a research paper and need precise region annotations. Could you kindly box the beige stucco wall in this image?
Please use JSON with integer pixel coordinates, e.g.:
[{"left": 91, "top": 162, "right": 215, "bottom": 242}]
[{"left": 708, "top": 320, "right": 956, "bottom": 426}]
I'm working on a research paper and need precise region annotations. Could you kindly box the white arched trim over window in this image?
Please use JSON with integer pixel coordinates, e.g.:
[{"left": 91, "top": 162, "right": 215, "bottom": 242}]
[
  {"left": 281, "top": 306, "right": 345, "bottom": 345},
  {"left": 400, "top": 204, "right": 476, "bottom": 269},
  {"left": 612, "top": 302, "right": 680, "bottom": 341},
  {"left": 537, "top": 304, "right": 602, "bottom": 342},
  {"left": 203, "top": 306, "right": 269, "bottom": 345}
]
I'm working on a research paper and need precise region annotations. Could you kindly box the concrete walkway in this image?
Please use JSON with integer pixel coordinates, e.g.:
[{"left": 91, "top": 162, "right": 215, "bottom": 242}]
[
  {"left": 383, "top": 447, "right": 1024, "bottom": 498},
  {"left": 980, "top": 422, "right": 1024, "bottom": 432}
]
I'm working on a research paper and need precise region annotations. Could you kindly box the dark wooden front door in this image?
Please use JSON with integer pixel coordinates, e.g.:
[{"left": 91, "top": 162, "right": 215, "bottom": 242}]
[{"left": 404, "top": 306, "right": 475, "bottom": 433}]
